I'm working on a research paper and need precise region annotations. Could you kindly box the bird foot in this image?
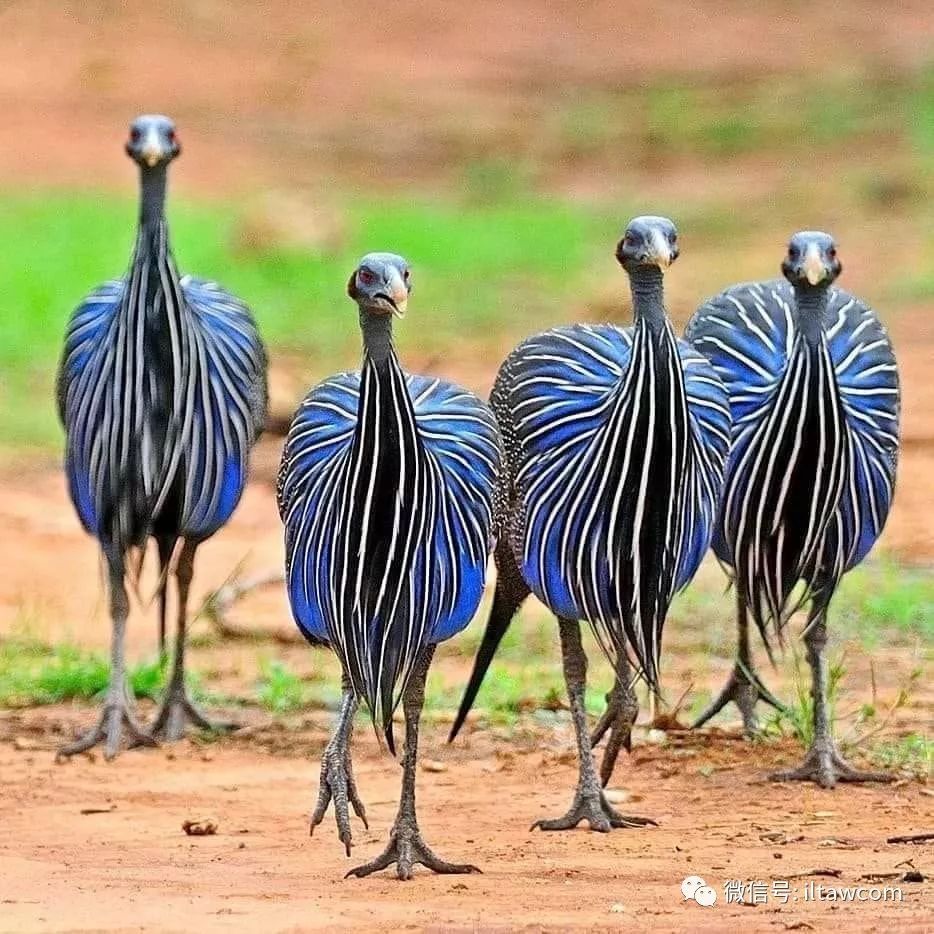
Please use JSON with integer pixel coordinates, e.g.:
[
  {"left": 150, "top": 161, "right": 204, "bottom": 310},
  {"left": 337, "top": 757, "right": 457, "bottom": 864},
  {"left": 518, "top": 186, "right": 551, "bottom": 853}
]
[
  {"left": 150, "top": 686, "right": 238, "bottom": 742},
  {"left": 346, "top": 815, "right": 480, "bottom": 880},
  {"left": 692, "top": 663, "right": 784, "bottom": 735},
  {"left": 590, "top": 685, "right": 639, "bottom": 786},
  {"left": 531, "top": 787, "right": 657, "bottom": 833},
  {"left": 311, "top": 734, "right": 368, "bottom": 855},
  {"left": 770, "top": 741, "right": 894, "bottom": 789},
  {"left": 57, "top": 699, "right": 156, "bottom": 761}
]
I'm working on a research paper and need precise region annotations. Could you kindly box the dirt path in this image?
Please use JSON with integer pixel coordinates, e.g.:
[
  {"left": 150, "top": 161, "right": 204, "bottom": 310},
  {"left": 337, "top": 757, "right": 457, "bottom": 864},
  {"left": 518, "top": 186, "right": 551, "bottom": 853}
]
[
  {"left": 0, "top": 713, "right": 931, "bottom": 933},
  {"left": 2, "top": 1, "right": 932, "bottom": 191}
]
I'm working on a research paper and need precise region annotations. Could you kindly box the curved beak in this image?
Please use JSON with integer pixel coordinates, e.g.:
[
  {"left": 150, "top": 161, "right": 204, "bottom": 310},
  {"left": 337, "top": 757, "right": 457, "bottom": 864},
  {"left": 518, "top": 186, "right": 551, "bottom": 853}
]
[
  {"left": 802, "top": 243, "right": 827, "bottom": 286},
  {"left": 140, "top": 128, "right": 164, "bottom": 168},
  {"left": 649, "top": 228, "right": 672, "bottom": 269},
  {"left": 387, "top": 269, "right": 408, "bottom": 318}
]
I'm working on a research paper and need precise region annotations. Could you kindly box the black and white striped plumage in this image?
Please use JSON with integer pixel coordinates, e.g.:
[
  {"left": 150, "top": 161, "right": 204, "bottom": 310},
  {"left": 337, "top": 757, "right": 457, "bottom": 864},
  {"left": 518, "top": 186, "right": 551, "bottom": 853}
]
[
  {"left": 278, "top": 256, "right": 501, "bottom": 745},
  {"left": 58, "top": 256, "right": 267, "bottom": 560},
  {"left": 686, "top": 277, "right": 899, "bottom": 640},
  {"left": 498, "top": 316, "right": 730, "bottom": 684}
]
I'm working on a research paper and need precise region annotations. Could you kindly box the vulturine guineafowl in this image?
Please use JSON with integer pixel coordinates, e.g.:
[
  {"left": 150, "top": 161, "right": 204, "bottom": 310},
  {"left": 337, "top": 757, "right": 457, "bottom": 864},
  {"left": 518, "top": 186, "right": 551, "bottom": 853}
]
[
  {"left": 278, "top": 253, "right": 501, "bottom": 878},
  {"left": 686, "top": 232, "right": 899, "bottom": 786},
  {"left": 57, "top": 115, "right": 267, "bottom": 757},
  {"left": 450, "top": 217, "right": 732, "bottom": 825}
]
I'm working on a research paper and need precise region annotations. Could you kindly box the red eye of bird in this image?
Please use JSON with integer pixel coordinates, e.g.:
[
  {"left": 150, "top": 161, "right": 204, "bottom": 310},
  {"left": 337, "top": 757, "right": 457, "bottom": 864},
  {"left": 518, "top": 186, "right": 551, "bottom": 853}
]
[
  {"left": 167, "top": 129, "right": 176, "bottom": 143},
  {"left": 130, "top": 127, "right": 141, "bottom": 142},
  {"left": 359, "top": 269, "right": 376, "bottom": 285},
  {"left": 827, "top": 247, "right": 837, "bottom": 259}
]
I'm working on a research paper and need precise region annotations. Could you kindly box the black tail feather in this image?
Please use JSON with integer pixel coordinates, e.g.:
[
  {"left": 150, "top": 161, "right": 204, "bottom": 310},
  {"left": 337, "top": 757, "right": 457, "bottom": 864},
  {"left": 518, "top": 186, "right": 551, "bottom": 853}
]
[{"left": 448, "top": 542, "right": 530, "bottom": 742}]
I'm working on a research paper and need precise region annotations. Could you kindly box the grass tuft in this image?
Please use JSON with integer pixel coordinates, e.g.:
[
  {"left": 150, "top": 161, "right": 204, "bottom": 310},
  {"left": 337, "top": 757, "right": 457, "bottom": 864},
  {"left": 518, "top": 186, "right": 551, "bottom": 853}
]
[{"left": 0, "top": 634, "right": 167, "bottom": 707}]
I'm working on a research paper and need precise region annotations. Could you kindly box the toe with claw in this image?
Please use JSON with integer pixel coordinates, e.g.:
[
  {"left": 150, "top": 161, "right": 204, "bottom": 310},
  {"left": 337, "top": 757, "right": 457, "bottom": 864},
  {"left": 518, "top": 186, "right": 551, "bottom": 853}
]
[
  {"left": 532, "top": 787, "right": 656, "bottom": 833},
  {"left": 590, "top": 679, "right": 639, "bottom": 786},
  {"left": 770, "top": 742, "right": 893, "bottom": 789},
  {"left": 311, "top": 737, "right": 368, "bottom": 856},
  {"left": 692, "top": 663, "right": 784, "bottom": 735},
  {"left": 58, "top": 699, "right": 157, "bottom": 761},
  {"left": 150, "top": 688, "right": 238, "bottom": 742},
  {"left": 347, "top": 814, "right": 479, "bottom": 881}
]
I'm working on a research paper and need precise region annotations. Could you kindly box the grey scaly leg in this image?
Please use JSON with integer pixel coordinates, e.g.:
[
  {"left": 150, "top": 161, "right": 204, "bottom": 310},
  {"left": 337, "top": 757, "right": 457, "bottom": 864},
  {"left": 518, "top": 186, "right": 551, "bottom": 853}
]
[
  {"left": 310, "top": 669, "right": 368, "bottom": 855},
  {"left": 693, "top": 593, "right": 785, "bottom": 735},
  {"left": 347, "top": 646, "right": 480, "bottom": 880},
  {"left": 58, "top": 561, "right": 155, "bottom": 760},
  {"left": 533, "top": 619, "right": 656, "bottom": 832},
  {"left": 151, "top": 541, "right": 237, "bottom": 740},
  {"left": 771, "top": 608, "right": 892, "bottom": 788},
  {"left": 590, "top": 651, "right": 639, "bottom": 786}
]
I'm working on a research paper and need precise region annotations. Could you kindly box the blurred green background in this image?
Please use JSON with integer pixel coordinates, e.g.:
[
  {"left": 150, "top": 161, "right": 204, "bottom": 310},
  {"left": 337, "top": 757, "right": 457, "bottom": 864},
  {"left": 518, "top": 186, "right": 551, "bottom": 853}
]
[{"left": 1, "top": 3, "right": 931, "bottom": 461}]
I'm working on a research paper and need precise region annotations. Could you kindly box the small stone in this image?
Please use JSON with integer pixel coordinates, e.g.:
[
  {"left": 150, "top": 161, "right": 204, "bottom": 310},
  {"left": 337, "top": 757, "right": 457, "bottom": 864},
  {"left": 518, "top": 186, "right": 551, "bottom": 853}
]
[
  {"left": 421, "top": 759, "right": 448, "bottom": 773},
  {"left": 13, "top": 737, "right": 39, "bottom": 751},
  {"left": 645, "top": 729, "right": 667, "bottom": 745},
  {"left": 182, "top": 818, "right": 218, "bottom": 836},
  {"left": 609, "top": 903, "right": 626, "bottom": 914}
]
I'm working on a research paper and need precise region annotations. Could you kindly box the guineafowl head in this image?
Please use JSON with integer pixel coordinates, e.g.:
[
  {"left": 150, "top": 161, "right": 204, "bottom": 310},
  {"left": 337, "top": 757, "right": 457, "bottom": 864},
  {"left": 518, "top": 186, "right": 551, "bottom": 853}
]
[
  {"left": 347, "top": 252, "right": 411, "bottom": 318},
  {"left": 615, "top": 216, "right": 679, "bottom": 272},
  {"left": 125, "top": 114, "right": 181, "bottom": 169},
  {"left": 782, "top": 231, "right": 842, "bottom": 288}
]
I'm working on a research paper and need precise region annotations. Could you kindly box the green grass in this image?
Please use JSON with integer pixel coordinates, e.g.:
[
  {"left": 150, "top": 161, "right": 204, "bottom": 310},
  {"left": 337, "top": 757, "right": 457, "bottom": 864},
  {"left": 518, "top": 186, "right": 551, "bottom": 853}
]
[
  {"left": 0, "top": 634, "right": 166, "bottom": 707},
  {"left": 254, "top": 658, "right": 340, "bottom": 713},
  {"left": 0, "top": 188, "right": 619, "bottom": 448},
  {"left": 868, "top": 733, "right": 933, "bottom": 778},
  {"left": 833, "top": 560, "right": 934, "bottom": 647}
]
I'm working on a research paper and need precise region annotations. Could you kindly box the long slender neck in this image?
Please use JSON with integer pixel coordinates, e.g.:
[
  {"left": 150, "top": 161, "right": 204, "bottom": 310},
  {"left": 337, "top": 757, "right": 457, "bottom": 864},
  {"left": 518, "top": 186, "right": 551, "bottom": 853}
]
[
  {"left": 628, "top": 265, "right": 667, "bottom": 335},
  {"left": 792, "top": 283, "right": 830, "bottom": 346},
  {"left": 359, "top": 309, "right": 395, "bottom": 366},
  {"left": 137, "top": 165, "right": 168, "bottom": 245}
]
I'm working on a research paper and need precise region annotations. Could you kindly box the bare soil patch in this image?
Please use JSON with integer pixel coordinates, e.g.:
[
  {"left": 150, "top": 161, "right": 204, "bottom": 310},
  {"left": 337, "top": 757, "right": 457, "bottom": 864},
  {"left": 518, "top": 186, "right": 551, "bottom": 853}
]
[{"left": 0, "top": 712, "right": 931, "bottom": 932}]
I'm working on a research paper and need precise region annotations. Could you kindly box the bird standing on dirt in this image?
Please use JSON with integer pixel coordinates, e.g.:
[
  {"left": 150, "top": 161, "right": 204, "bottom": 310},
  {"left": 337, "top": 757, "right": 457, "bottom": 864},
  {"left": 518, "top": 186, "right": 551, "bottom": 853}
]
[
  {"left": 278, "top": 253, "right": 500, "bottom": 878},
  {"left": 57, "top": 115, "right": 267, "bottom": 757},
  {"left": 686, "top": 232, "right": 899, "bottom": 785},
  {"left": 450, "top": 217, "right": 732, "bottom": 826}
]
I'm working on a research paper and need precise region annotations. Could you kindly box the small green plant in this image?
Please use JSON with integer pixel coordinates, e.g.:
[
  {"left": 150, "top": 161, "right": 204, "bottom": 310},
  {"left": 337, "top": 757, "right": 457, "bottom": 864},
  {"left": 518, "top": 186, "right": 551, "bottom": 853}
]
[
  {"left": 255, "top": 659, "right": 316, "bottom": 713},
  {"left": 762, "top": 644, "right": 847, "bottom": 748},
  {"left": 867, "top": 733, "right": 933, "bottom": 779}
]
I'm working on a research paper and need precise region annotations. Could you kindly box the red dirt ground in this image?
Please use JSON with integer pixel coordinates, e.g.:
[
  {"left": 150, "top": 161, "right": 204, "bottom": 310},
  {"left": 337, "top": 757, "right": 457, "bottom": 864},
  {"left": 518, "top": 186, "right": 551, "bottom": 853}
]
[{"left": 0, "top": 714, "right": 931, "bottom": 933}]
